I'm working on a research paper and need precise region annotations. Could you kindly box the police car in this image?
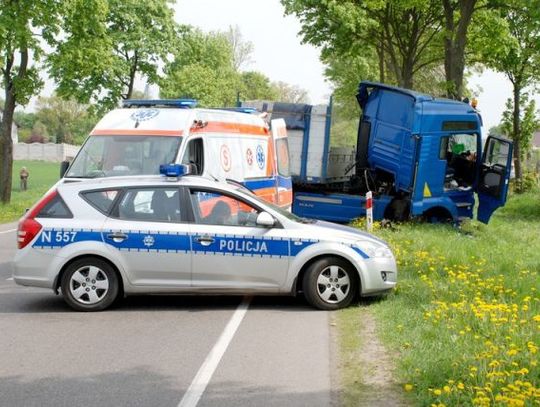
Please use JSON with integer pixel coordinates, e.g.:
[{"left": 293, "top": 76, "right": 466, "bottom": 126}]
[{"left": 13, "top": 165, "right": 397, "bottom": 311}]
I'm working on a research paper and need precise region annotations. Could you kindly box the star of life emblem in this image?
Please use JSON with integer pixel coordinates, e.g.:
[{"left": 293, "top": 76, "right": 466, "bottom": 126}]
[
  {"left": 130, "top": 108, "right": 159, "bottom": 122},
  {"left": 143, "top": 235, "right": 155, "bottom": 247}
]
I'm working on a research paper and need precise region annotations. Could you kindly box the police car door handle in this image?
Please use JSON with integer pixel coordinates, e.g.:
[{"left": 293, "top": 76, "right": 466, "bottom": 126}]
[
  {"left": 196, "top": 236, "right": 214, "bottom": 246},
  {"left": 107, "top": 232, "right": 128, "bottom": 242}
]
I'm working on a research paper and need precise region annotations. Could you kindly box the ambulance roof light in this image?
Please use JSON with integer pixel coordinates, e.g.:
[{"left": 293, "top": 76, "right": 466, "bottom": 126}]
[
  {"left": 159, "top": 163, "right": 191, "bottom": 178},
  {"left": 123, "top": 99, "right": 198, "bottom": 109},
  {"left": 215, "top": 107, "right": 259, "bottom": 114}
]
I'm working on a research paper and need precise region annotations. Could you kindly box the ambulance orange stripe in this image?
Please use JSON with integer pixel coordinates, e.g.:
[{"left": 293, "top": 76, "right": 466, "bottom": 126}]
[
  {"left": 91, "top": 129, "right": 184, "bottom": 136},
  {"left": 191, "top": 121, "right": 269, "bottom": 136}
]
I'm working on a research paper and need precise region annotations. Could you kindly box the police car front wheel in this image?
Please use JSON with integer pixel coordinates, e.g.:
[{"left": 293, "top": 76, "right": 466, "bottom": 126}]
[
  {"left": 303, "top": 257, "right": 357, "bottom": 310},
  {"left": 61, "top": 257, "right": 120, "bottom": 312}
]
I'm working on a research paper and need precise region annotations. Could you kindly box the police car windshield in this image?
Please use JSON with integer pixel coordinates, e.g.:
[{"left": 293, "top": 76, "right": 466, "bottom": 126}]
[{"left": 67, "top": 135, "right": 182, "bottom": 178}]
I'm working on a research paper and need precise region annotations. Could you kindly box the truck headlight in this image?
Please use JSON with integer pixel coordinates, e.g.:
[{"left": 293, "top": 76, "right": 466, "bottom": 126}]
[{"left": 356, "top": 240, "right": 393, "bottom": 259}]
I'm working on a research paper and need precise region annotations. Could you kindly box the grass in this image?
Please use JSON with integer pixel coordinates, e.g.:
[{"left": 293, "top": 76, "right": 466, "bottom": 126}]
[
  {"left": 0, "top": 160, "right": 60, "bottom": 223},
  {"left": 341, "top": 191, "right": 540, "bottom": 406}
]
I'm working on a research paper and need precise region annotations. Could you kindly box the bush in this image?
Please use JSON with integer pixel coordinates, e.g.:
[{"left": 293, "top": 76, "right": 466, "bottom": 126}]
[{"left": 511, "top": 171, "right": 539, "bottom": 194}]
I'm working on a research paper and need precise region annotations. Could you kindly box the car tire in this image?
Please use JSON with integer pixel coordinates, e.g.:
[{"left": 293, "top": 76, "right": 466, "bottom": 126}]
[
  {"left": 302, "top": 257, "right": 357, "bottom": 310},
  {"left": 61, "top": 257, "right": 120, "bottom": 312}
]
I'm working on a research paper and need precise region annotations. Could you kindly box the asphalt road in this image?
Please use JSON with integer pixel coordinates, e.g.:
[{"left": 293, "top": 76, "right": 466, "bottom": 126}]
[{"left": 0, "top": 224, "right": 336, "bottom": 407}]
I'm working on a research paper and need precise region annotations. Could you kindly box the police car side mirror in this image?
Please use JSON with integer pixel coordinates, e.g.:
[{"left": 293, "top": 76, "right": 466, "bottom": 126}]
[
  {"left": 256, "top": 211, "right": 275, "bottom": 227},
  {"left": 60, "top": 160, "right": 70, "bottom": 178}
]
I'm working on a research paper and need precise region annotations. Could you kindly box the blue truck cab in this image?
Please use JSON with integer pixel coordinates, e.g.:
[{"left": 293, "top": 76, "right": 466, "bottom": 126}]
[{"left": 286, "top": 81, "right": 513, "bottom": 224}]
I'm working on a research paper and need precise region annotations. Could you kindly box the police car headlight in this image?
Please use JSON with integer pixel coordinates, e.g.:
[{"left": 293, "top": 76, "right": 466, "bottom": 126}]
[{"left": 356, "top": 241, "right": 393, "bottom": 259}]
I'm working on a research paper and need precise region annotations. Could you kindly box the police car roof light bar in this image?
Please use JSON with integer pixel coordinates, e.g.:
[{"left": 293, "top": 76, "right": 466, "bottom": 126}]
[
  {"left": 123, "top": 99, "right": 198, "bottom": 109},
  {"left": 159, "top": 163, "right": 191, "bottom": 178}
]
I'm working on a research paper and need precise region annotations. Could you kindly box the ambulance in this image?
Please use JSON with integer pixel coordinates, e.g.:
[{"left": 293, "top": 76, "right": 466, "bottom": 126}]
[{"left": 62, "top": 99, "right": 293, "bottom": 209}]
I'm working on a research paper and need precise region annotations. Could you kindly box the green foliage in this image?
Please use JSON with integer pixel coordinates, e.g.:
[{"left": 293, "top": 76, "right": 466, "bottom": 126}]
[
  {"left": 340, "top": 191, "right": 540, "bottom": 406},
  {"left": 0, "top": 0, "right": 62, "bottom": 203},
  {"left": 13, "top": 111, "right": 37, "bottom": 131},
  {"left": 0, "top": 160, "right": 60, "bottom": 223},
  {"left": 511, "top": 171, "right": 539, "bottom": 193},
  {"left": 240, "top": 71, "right": 279, "bottom": 101},
  {"left": 35, "top": 96, "right": 95, "bottom": 145},
  {"left": 282, "top": 0, "right": 446, "bottom": 90},
  {"left": 161, "top": 29, "right": 240, "bottom": 107},
  {"left": 49, "top": 0, "right": 178, "bottom": 113},
  {"left": 500, "top": 94, "right": 540, "bottom": 159}
]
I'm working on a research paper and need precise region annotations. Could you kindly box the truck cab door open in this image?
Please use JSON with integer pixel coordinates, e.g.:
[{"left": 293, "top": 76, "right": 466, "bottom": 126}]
[{"left": 476, "top": 136, "right": 513, "bottom": 224}]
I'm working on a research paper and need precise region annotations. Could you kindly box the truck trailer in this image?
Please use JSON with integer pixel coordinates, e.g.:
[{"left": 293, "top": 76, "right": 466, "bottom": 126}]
[{"left": 243, "top": 81, "right": 514, "bottom": 224}]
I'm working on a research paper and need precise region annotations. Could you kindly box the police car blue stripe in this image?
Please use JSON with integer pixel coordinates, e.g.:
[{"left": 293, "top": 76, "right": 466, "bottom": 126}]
[
  {"left": 351, "top": 247, "right": 369, "bottom": 259},
  {"left": 32, "top": 230, "right": 102, "bottom": 249},
  {"left": 192, "top": 235, "right": 289, "bottom": 257},
  {"left": 32, "top": 229, "right": 370, "bottom": 259}
]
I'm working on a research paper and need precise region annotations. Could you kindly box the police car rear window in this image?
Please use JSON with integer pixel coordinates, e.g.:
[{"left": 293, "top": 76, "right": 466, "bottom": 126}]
[
  {"left": 37, "top": 194, "right": 73, "bottom": 218},
  {"left": 82, "top": 189, "right": 120, "bottom": 215}
]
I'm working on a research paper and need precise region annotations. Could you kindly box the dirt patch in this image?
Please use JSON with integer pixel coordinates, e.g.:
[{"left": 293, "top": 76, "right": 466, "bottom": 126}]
[{"left": 334, "top": 306, "right": 409, "bottom": 407}]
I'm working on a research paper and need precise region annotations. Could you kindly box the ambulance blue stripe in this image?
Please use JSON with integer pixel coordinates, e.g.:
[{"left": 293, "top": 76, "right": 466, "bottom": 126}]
[{"left": 244, "top": 177, "right": 277, "bottom": 190}]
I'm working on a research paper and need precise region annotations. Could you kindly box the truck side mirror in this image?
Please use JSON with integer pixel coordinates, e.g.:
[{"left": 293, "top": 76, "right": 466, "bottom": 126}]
[{"left": 60, "top": 161, "right": 70, "bottom": 178}]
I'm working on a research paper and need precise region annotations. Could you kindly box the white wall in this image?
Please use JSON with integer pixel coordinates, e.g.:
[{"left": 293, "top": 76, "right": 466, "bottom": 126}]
[{"left": 14, "top": 143, "right": 80, "bottom": 162}]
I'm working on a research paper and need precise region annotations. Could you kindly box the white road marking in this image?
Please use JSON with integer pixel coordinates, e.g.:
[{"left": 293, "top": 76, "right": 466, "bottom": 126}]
[
  {"left": 0, "top": 229, "right": 16, "bottom": 234},
  {"left": 6, "top": 277, "right": 13, "bottom": 281},
  {"left": 178, "top": 297, "right": 251, "bottom": 407}
]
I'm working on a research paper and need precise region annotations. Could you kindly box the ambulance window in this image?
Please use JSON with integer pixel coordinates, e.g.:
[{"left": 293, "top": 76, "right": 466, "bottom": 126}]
[
  {"left": 116, "top": 188, "right": 181, "bottom": 222},
  {"left": 276, "top": 138, "right": 290, "bottom": 176},
  {"left": 82, "top": 189, "right": 120, "bottom": 215},
  {"left": 189, "top": 190, "right": 261, "bottom": 227},
  {"left": 181, "top": 139, "right": 204, "bottom": 175}
]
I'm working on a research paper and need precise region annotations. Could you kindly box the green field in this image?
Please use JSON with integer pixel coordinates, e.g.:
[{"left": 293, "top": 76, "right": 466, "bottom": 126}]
[
  {"left": 0, "top": 160, "right": 60, "bottom": 223},
  {"left": 341, "top": 191, "right": 540, "bottom": 406}
]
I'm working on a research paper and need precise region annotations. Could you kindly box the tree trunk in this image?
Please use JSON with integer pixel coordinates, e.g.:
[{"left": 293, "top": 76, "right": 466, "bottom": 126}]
[
  {"left": 125, "top": 51, "right": 139, "bottom": 100},
  {"left": 0, "top": 90, "right": 16, "bottom": 204},
  {"left": 377, "top": 41, "right": 385, "bottom": 83},
  {"left": 442, "top": 0, "right": 477, "bottom": 100},
  {"left": 512, "top": 84, "right": 522, "bottom": 180}
]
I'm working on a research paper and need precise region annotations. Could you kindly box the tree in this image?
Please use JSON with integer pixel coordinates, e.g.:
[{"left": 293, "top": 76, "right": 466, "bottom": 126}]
[
  {"left": 479, "top": 0, "right": 540, "bottom": 180},
  {"left": 282, "top": 0, "right": 445, "bottom": 89},
  {"left": 226, "top": 25, "right": 254, "bottom": 71},
  {"left": 272, "top": 81, "right": 309, "bottom": 104},
  {"left": 500, "top": 94, "right": 540, "bottom": 163},
  {"left": 239, "top": 71, "right": 279, "bottom": 101},
  {"left": 0, "top": 0, "right": 60, "bottom": 203},
  {"left": 160, "top": 29, "right": 240, "bottom": 107},
  {"left": 49, "top": 0, "right": 178, "bottom": 113},
  {"left": 35, "top": 96, "right": 95, "bottom": 145}
]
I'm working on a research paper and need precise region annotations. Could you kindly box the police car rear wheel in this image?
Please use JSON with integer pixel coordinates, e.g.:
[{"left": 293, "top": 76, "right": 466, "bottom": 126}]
[
  {"left": 303, "top": 257, "right": 356, "bottom": 310},
  {"left": 61, "top": 258, "right": 119, "bottom": 311}
]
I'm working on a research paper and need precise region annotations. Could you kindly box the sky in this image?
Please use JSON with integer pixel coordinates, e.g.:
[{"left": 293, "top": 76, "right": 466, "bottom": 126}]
[{"left": 26, "top": 0, "right": 538, "bottom": 132}]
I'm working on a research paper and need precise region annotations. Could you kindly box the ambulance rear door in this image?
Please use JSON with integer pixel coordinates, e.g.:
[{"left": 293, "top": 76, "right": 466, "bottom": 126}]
[{"left": 271, "top": 119, "right": 293, "bottom": 209}]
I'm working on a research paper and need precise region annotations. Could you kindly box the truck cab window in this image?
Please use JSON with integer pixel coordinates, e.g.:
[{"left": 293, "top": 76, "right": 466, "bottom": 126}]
[
  {"left": 181, "top": 138, "right": 204, "bottom": 175},
  {"left": 442, "top": 133, "right": 478, "bottom": 190}
]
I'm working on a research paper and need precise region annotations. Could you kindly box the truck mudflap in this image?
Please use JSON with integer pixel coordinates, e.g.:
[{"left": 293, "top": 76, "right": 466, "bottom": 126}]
[{"left": 293, "top": 192, "right": 391, "bottom": 223}]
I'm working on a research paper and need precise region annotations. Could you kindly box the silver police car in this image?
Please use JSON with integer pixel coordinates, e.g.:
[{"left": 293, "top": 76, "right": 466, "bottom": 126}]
[{"left": 13, "top": 168, "right": 397, "bottom": 311}]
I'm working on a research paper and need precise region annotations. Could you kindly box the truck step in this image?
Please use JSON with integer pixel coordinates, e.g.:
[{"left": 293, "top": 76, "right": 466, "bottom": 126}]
[{"left": 455, "top": 202, "right": 472, "bottom": 208}]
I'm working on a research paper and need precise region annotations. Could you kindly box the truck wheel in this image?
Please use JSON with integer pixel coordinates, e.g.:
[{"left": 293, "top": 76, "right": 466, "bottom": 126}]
[
  {"left": 303, "top": 257, "right": 357, "bottom": 310},
  {"left": 61, "top": 257, "right": 119, "bottom": 311}
]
